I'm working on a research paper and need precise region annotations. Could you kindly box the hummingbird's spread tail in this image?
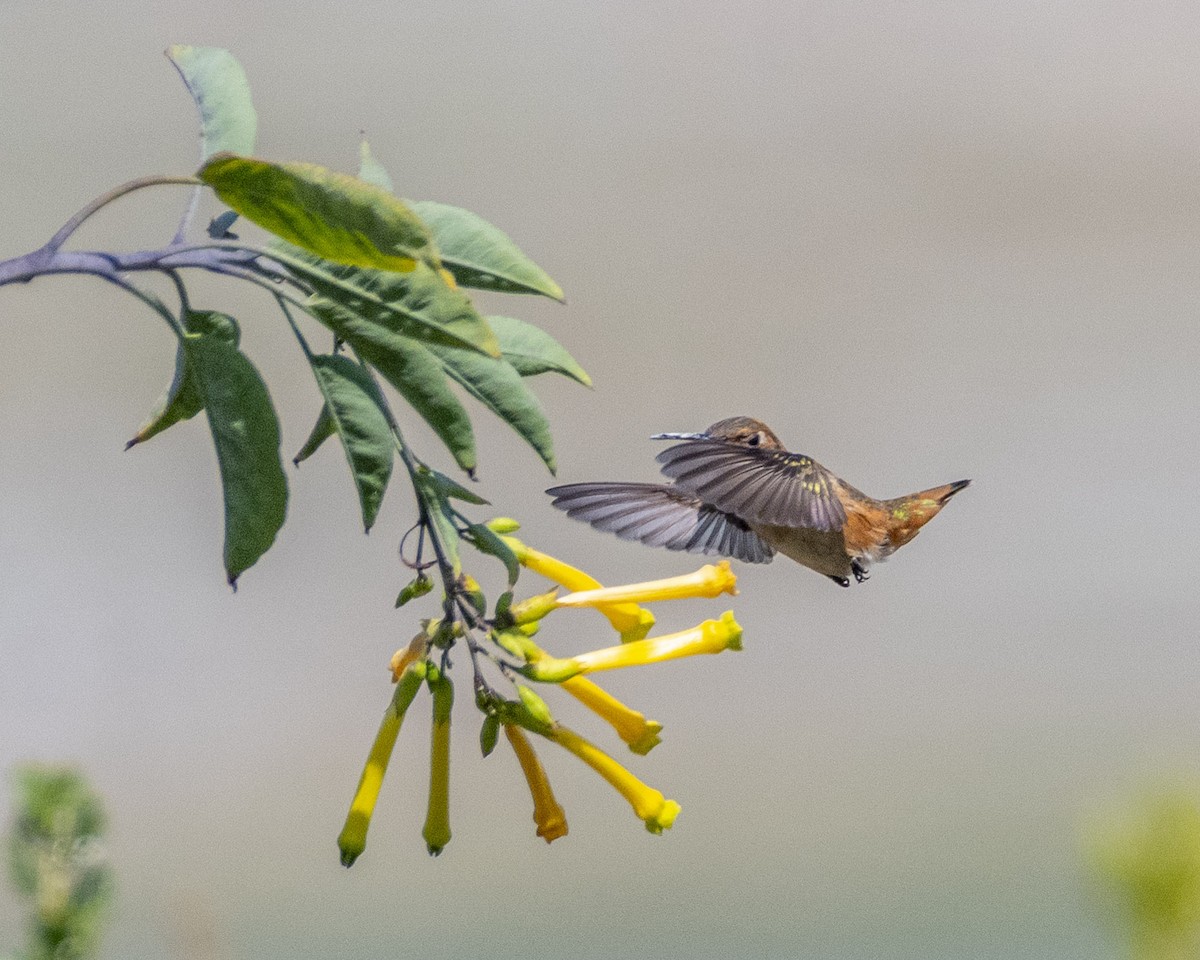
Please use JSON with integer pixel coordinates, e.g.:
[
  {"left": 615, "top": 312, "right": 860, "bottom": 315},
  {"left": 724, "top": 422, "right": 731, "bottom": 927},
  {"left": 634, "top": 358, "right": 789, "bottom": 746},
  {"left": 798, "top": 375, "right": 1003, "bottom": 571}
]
[{"left": 883, "top": 479, "right": 971, "bottom": 550}]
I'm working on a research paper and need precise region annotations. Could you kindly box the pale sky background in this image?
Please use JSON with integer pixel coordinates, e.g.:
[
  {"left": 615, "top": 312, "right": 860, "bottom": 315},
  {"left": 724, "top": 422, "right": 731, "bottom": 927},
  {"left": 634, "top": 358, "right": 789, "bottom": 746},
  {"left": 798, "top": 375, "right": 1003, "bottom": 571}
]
[{"left": 3, "top": 2, "right": 1199, "bottom": 958}]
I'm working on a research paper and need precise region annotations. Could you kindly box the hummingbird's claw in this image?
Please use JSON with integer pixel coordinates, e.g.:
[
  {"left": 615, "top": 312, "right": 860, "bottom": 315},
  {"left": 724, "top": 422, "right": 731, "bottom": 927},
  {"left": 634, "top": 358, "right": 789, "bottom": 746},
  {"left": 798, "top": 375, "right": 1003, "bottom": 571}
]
[
  {"left": 852, "top": 560, "right": 870, "bottom": 584},
  {"left": 827, "top": 575, "right": 850, "bottom": 588}
]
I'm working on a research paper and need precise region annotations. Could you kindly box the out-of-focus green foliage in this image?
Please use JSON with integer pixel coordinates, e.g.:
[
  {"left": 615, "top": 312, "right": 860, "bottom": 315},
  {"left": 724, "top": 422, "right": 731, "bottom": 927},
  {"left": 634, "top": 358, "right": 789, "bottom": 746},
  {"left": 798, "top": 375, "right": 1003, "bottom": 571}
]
[
  {"left": 1084, "top": 782, "right": 1200, "bottom": 960},
  {"left": 6, "top": 766, "right": 113, "bottom": 960}
]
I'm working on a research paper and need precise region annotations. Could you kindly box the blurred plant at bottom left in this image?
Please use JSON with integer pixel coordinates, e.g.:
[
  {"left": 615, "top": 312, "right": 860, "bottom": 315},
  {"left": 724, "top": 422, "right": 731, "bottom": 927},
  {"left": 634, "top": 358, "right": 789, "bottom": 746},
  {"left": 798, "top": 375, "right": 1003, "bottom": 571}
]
[{"left": 5, "top": 766, "right": 113, "bottom": 960}]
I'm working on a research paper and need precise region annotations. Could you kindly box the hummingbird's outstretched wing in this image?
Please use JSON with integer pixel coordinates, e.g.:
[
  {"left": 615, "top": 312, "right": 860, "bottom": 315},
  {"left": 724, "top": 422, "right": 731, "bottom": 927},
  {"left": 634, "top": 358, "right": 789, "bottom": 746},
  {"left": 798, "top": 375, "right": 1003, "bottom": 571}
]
[
  {"left": 546, "top": 482, "right": 775, "bottom": 563},
  {"left": 655, "top": 440, "right": 847, "bottom": 532}
]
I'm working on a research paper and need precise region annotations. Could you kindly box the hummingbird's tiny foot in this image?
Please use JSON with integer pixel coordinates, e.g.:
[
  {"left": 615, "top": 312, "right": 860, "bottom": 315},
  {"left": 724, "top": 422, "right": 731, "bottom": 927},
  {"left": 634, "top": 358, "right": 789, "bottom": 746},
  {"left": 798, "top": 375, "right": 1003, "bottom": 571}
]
[
  {"left": 852, "top": 560, "right": 870, "bottom": 583},
  {"left": 828, "top": 575, "right": 850, "bottom": 588}
]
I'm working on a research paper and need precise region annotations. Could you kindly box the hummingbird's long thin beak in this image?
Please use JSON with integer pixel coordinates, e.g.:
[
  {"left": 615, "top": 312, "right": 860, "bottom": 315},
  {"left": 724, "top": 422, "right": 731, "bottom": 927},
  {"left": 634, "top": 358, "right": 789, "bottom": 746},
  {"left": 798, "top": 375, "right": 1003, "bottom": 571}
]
[{"left": 650, "top": 431, "right": 708, "bottom": 441}]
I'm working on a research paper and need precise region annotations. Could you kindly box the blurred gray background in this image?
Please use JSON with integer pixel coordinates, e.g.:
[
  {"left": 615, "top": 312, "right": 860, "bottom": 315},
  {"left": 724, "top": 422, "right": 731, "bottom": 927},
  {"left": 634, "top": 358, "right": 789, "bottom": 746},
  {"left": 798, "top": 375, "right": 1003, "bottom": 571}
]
[{"left": 2, "top": 1, "right": 1198, "bottom": 958}]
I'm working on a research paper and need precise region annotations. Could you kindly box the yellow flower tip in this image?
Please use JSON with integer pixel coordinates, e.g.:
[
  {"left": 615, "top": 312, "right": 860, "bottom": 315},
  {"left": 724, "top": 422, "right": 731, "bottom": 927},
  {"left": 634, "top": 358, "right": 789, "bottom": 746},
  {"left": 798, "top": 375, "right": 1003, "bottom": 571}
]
[
  {"left": 711, "top": 560, "right": 739, "bottom": 596},
  {"left": 560, "top": 676, "right": 663, "bottom": 754},
  {"left": 337, "top": 815, "right": 368, "bottom": 867},
  {"left": 486, "top": 517, "right": 522, "bottom": 534},
  {"left": 505, "top": 725, "right": 569, "bottom": 844},
  {"left": 617, "top": 608, "right": 656, "bottom": 644},
  {"left": 556, "top": 561, "right": 739, "bottom": 608},
  {"left": 571, "top": 613, "right": 743, "bottom": 675},
  {"left": 537, "top": 814, "right": 569, "bottom": 843},
  {"left": 438, "top": 267, "right": 459, "bottom": 290},
  {"left": 628, "top": 722, "right": 664, "bottom": 756},
  {"left": 717, "top": 610, "right": 744, "bottom": 652},
  {"left": 645, "top": 799, "right": 682, "bottom": 835},
  {"left": 546, "top": 725, "right": 676, "bottom": 833}
]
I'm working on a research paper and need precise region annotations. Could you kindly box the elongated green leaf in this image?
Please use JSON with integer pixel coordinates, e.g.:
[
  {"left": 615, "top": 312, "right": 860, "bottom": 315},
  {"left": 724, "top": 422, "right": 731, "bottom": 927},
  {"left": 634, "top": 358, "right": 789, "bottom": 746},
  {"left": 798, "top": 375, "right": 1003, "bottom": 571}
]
[
  {"left": 306, "top": 354, "right": 394, "bottom": 532},
  {"left": 305, "top": 292, "right": 478, "bottom": 474},
  {"left": 275, "top": 246, "right": 500, "bottom": 357},
  {"left": 127, "top": 310, "right": 240, "bottom": 448},
  {"left": 184, "top": 332, "right": 288, "bottom": 586},
  {"left": 426, "top": 468, "right": 489, "bottom": 505},
  {"left": 358, "top": 138, "right": 395, "bottom": 193},
  {"left": 293, "top": 403, "right": 336, "bottom": 464},
  {"left": 411, "top": 200, "right": 564, "bottom": 301},
  {"left": 423, "top": 342, "right": 556, "bottom": 473},
  {"left": 199, "top": 154, "right": 436, "bottom": 273},
  {"left": 167, "top": 46, "right": 257, "bottom": 159},
  {"left": 462, "top": 521, "right": 519, "bottom": 586},
  {"left": 414, "top": 471, "right": 461, "bottom": 577},
  {"left": 487, "top": 316, "right": 591, "bottom": 386}
]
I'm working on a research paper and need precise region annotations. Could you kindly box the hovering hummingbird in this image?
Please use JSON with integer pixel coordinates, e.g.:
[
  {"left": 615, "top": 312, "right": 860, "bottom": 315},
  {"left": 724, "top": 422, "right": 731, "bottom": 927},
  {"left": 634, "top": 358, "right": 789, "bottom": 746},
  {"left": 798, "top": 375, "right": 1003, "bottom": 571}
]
[{"left": 546, "top": 417, "right": 970, "bottom": 588}]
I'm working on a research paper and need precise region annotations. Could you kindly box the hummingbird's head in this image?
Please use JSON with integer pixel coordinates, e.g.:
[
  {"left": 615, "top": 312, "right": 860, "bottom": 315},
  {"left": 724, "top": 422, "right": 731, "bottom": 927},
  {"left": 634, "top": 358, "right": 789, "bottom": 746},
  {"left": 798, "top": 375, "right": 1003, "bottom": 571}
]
[{"left": 652, "top": 416, "right": 784, "bottom": 450}]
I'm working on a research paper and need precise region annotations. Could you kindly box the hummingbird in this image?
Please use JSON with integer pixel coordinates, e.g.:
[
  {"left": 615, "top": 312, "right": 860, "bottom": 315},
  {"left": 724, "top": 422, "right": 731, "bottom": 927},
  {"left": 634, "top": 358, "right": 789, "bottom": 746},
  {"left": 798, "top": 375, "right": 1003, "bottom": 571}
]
[{"left": 546, "top": 416, "right": 970, "bottom": 588}]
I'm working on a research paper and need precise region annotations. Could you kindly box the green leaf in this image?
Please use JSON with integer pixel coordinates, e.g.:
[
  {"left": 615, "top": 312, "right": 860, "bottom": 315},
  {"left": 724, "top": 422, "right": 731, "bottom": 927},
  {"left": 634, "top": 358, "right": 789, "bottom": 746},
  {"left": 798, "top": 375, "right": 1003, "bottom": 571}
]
[
  {"left": 413, "top": 471, "right": 461, "bottom": 577},
  {"left": 199, "top": 154, "right": 436, "bottom": 273},
  {"left": 487, "top": 316, "right": 591, "bottom": 386},
  {"left": 411, "top": 200, "right": 564, "bottom": 301},
  {"left": 424, "top": 341, "right": 556, "bottom": 473},
  {"left": 127, "top": 310, "right": 240, "bottom": 448},
  {"left": 276, "top": 247, "right": 501, "bottom": 357},
  {"left": 293, "top": 403, "right": 336, "bottom": 465},
  {"left": 461, "top": 521, "right": 520, "bottom": 586},
  {"left": 166, "top": 46, "right": 257, "bottom": 159},
  {"left": 395, "top": 573, "right": 433, "bottom": 608},
  {"left": 357, "top": 138, "right": 395, "bottom": 193},
  {"left": 304, "top": 354, "right": 395, "bottom": 532},
  {"left": 184, "top": 331, "right": 288, "bottom": 586},
  {"left": 425, "top": 468, "right": 489, "bottom": 505},
  {"left": 479, "top": 714, "right": 500, "bottom": 758},
  {"left": 302, "top": 287, "right": 478, "bottom": 474}
]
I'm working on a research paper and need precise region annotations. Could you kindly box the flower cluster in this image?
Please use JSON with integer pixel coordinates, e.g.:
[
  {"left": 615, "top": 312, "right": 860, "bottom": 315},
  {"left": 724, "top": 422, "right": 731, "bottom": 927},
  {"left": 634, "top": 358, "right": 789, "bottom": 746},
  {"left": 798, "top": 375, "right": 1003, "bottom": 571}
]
[{"left": 337, "top": 519, "right": 742, "bottom": 863}]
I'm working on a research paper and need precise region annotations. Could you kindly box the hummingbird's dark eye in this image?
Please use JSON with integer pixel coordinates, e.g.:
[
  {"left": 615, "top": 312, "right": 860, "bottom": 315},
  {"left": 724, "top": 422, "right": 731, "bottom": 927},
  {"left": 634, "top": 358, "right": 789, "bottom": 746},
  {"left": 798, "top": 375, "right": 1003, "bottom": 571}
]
[{"left": 747, "top": 432, "right": 762, "bottom": 447}]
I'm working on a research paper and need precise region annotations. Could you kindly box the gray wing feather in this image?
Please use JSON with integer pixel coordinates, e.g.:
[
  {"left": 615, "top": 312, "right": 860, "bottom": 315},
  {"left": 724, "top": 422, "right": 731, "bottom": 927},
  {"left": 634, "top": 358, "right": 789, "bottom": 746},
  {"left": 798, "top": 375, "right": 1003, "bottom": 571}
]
[
  {"left": 546, "top": 482, "right": 775, "bottom": 564},
  {"left": 655, "top": 440, "right": 847, "bottom": 532}
]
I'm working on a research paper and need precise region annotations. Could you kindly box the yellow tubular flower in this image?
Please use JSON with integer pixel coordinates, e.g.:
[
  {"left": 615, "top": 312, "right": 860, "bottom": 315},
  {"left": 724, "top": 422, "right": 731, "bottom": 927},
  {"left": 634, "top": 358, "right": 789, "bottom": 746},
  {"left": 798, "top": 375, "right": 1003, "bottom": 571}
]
[
  {"left": 338, "top": 662, "right": 428, "bottom": 867},
  {"left": 561, "top": 676, "right": 663, "bottom": 755},
  {"left": 389, "top": 631, "right": 430, "bottom": 683},
  {"left": 422, "top": 668, "right": 454, "bottom": 856},
  {"left": 542, "top": 724, "right": 680, "bottom": 834},
  {"left": 525, "top": 612, "right": 743, "bottom": 682},
  {"left": 557, "top": 561, "right": 738, "bottom": 608},
  {"left": 499, "top": 535, "right": 655, "bottom": 643},
  {"left": 504, "top": 724, "right": 568, "bottom": 843}
]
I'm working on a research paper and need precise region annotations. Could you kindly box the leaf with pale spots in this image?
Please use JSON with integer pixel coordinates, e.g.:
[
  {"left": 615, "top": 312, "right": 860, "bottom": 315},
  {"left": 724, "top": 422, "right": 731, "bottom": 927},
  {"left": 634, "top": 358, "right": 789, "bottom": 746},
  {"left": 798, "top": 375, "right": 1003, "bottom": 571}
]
[
  {"left": 411, "top": 200, "right": 564, "bottom": 301},
  {"left": 199, "top": 154, "right": 436, "bottom": 273},
  {"left": 488, "top": 316, "right": 590, "bottom": 386}
]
